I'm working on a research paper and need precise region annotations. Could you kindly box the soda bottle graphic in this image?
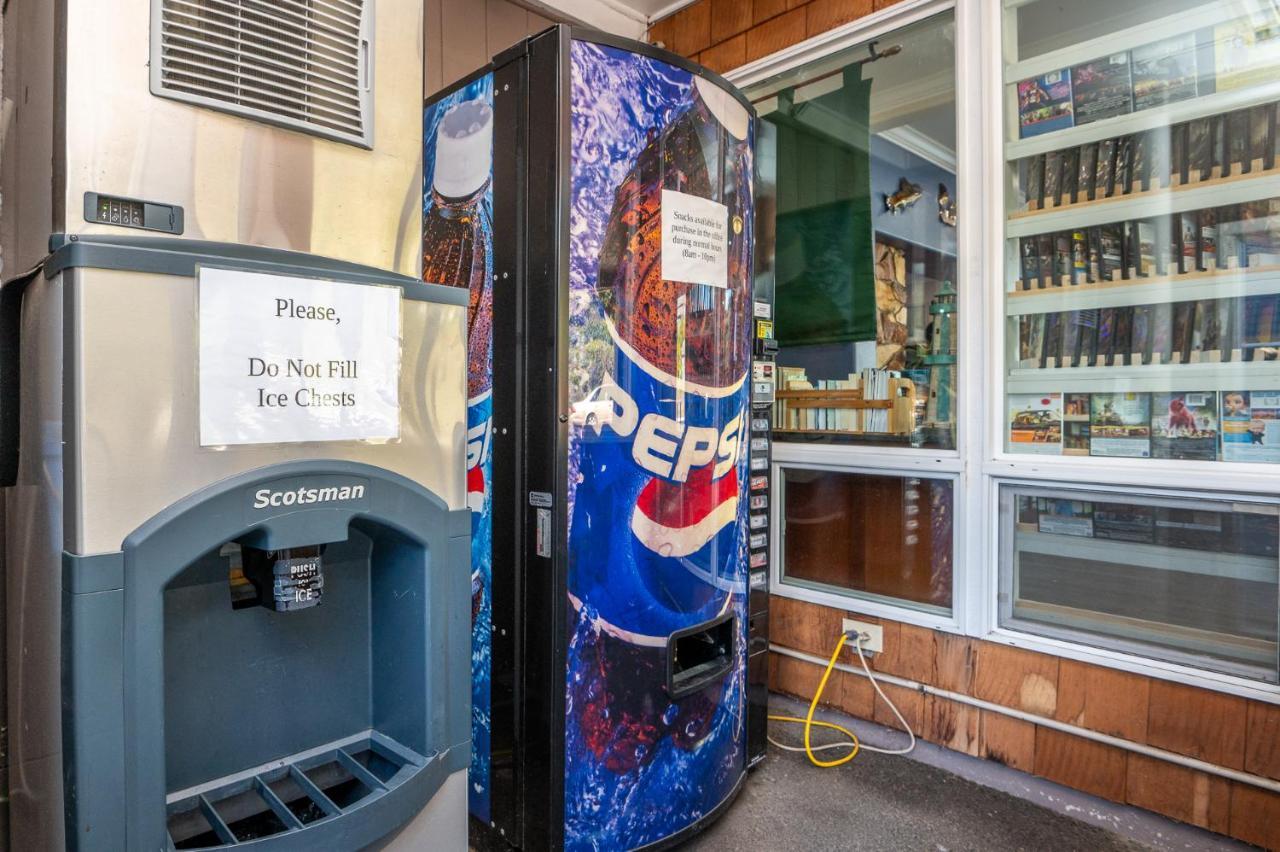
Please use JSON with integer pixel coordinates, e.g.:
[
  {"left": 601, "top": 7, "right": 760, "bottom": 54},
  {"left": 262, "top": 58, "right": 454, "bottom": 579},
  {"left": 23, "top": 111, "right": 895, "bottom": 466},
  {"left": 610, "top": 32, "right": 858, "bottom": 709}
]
[
  {"left": 423, "top": 94, "right": 494, "bottom": 581},
  {"left": 424, "top": 92, "right": 495, "bottom": 820},
  {"left": 567, "top": 68, "right": 753, "bottom": 784},
  {"left": 424, "top": 97, "right": 495, "bottom": 401}
]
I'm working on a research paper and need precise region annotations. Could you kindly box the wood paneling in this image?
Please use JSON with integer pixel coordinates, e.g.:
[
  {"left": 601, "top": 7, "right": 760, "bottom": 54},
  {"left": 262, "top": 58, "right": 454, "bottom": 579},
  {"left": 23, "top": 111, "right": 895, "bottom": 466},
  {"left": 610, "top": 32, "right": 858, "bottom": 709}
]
[
  {"left": 1033, "top": 728, "right": 1127, "bottom": 803},
  {"left": 892, "top": 623, "right": 936, "bottom": 684},
  {"left": 973, "top": 643, "right": 1059, "bottom": 716},
  {"left": 1147, "top": 680, "right": 1247, "bottom": 770},
  {"left": 772, "top": 652, "right": 825, "bottom": 701},
  {"left": 836, "top": 669, "right": 876, "bottom": 719},
  {"left": 806, "top": 0, "right": 873, "bottom": 36},
  {"left": 1228, "top": 783, "right": 1280, "bottom": 851},
  {"left": 745, "top": 6, "right": 807, "bottom": 63},
  {"left": 1125, "top": 754, "right": 1231, "bottom": 834},
  {"left": 753, "top": 0, "right": 790, "bottom": 25},
  {"left": 1245, "top": 701, "right": 1280, "bottom": 781},
  {"left": 924, "top": 695, "right": 979, "bottom": 756},
  {"left": 697, "top": 33, "right": 747, "bottom": 73},
  {"left": 669, "top": 2, "right": 713, "bottom": 56},
  {"left": 770, "top": 595, "right": 843, "bottom": 657},
  {"left": 710, "top": 0, "right": 754, "bottom": 44},
  {"left": 647, "top": 14, "right": 678, "bottom": 50},
  {"left": 932, "top": 631, "right": 975, "bottom": 693},
  {"left": 1054, "top": 660, "right": 1150, "bottom": 742},
  {"left": 872, "top": 681, "right": 924, "bottom": 734},
  {"left": 979, "top": 712, "right": 1036, "bottom": 773}
]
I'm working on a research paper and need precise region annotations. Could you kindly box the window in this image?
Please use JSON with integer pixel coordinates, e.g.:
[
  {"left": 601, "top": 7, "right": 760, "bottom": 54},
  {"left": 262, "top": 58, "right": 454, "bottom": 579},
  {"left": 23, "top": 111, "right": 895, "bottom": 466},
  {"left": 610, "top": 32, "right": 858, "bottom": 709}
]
[
  {"left": 749, "top": 11, "right": 959, "bottom": 450},
  {"left": 999, "top": 484, "right": 1279, "bottom": 683},
  {"left": 1001, "top": 0, "right": 1280, "bottom": 464},
  {"left": 780, "top": 468, "right": 953, "bottom": 614}
]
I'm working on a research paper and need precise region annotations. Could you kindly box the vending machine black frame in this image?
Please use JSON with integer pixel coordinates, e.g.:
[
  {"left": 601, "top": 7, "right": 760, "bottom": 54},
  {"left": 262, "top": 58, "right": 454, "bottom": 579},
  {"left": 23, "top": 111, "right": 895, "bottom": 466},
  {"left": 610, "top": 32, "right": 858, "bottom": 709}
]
[{"left": 471, "top": 25, "right": 759, "bottom": 851}]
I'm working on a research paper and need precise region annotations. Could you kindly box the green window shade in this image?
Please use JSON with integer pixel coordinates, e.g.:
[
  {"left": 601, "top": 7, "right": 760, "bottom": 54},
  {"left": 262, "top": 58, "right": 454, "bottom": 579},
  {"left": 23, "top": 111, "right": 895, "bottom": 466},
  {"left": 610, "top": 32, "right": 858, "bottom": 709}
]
[{"left": 773, "top": 67, "right": 877, "bottom": 347}]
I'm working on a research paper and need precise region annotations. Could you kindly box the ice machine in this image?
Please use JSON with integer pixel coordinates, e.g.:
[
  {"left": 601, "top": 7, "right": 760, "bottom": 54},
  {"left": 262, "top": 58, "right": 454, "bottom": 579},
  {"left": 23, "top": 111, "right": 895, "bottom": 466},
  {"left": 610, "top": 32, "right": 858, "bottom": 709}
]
[
  {"left": 423, "top": 26, "right": 760, "bottom": 850},
  {"left": 2, "top": 0, "right": 471, "bottom": 849}
]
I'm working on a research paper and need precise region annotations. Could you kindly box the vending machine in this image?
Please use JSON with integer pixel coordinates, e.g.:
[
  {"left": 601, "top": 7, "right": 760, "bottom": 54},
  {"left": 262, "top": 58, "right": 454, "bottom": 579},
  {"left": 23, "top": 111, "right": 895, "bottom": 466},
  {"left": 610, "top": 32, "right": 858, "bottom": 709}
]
[
  {"left": 423, "top": 26, "right": 757, "bottom": 851},
  {"left": 2, "top": 1, "right": 471, "bottom": 849}
]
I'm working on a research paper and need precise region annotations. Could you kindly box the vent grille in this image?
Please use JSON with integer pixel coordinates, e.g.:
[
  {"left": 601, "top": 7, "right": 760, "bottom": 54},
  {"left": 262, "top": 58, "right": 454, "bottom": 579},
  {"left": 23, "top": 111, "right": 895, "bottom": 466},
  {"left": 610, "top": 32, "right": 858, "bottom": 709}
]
[{"left": 151, "top": 0, "right": 372, "bottom": 147}]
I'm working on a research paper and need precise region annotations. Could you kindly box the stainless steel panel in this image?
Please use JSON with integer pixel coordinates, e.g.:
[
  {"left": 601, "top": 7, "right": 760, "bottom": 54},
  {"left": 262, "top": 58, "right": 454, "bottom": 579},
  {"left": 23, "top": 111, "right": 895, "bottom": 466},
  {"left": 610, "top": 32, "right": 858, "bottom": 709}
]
[
  {"left": 5, "top": 273, "right": 66, "bottom": 850},
  {"left": 67, "top": 266, "right": 465, "bottom": 555},
  {"left": 59, "top": 0, "right": 423, "bottom": 275}
]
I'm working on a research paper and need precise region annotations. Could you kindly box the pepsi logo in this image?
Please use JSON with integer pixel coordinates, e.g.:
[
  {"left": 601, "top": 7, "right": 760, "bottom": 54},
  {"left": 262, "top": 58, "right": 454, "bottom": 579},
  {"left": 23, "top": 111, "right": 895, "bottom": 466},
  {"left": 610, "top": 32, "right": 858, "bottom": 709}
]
[{"left": 584, "top": 376, "right": 744, "bottom": 485}]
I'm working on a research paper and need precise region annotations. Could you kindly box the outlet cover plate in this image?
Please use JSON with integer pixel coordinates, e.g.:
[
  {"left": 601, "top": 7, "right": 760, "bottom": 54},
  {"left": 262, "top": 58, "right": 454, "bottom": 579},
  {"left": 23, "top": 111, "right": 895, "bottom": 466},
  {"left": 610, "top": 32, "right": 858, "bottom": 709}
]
[{"left": 841, "top": 619, "right": 884, "bottom": 654}]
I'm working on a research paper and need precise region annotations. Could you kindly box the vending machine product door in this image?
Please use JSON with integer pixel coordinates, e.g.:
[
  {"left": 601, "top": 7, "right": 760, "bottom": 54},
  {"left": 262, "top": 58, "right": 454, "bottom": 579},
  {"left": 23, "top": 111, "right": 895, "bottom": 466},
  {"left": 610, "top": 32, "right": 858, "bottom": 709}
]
[{"left": 425, "top": 25, "right": 756, "bottom": 852}]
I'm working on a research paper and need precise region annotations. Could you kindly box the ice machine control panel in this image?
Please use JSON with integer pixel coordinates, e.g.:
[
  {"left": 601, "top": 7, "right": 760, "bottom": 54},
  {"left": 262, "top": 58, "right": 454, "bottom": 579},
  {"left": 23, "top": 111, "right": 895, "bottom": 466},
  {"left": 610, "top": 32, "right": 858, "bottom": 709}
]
[{"left": 84, "top": 191, "right": 184, "bottom": 234}]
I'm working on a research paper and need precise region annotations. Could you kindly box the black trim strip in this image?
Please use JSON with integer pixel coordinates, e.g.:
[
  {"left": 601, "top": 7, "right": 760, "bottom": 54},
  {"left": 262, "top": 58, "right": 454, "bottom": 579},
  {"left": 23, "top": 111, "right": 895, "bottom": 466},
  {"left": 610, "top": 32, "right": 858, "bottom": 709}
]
[
  {"left": 0, "top": 265, "right": 41, "bottom": 487},
  {"left": 43, "top": 235, "right": 468, "bottom": 306}
]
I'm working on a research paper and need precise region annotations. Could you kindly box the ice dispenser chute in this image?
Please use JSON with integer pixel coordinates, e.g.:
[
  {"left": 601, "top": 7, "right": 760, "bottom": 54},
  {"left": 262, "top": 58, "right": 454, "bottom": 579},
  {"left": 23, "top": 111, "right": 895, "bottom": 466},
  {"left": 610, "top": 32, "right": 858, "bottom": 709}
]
[{"left": 60, "top": 460, "right": 470, "bottom": 849}]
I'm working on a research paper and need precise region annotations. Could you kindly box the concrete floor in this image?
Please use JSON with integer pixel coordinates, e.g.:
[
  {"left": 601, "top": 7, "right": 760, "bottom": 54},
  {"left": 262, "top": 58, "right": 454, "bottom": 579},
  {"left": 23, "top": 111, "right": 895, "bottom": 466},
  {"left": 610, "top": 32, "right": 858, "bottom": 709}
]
[{"left": 682, "top": 697, "right": 1246, "bottom": 852}]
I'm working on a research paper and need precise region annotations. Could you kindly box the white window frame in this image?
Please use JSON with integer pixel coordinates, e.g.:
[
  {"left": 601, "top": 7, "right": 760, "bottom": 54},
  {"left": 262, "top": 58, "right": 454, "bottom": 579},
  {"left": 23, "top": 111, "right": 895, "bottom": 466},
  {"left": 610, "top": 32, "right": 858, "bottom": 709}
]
[
  {"left": 730, "top": 0, "right": 1280, "bottom": 705},
  {"left": 768, "top": 456, "right": 962, "bottom": 632},
  {"left": 729, "top": 0, "right": 983, "bottom": 638}
]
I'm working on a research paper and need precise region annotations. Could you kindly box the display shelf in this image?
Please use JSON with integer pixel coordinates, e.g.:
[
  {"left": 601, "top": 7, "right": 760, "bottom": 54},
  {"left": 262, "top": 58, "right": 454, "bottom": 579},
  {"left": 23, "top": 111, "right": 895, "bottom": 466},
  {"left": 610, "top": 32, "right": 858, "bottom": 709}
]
[
  {"left": 1006, "top": 359, "right": 1278, "bottom": 393},
  {"left": 1008, "top": 600, "right": 1275, "bottom": 666},
  {"left": 1005, "top": 0, "right": 1245, "bottom": 83},
  {"left": 1005, "top": 266, "right": 1280, "bottom": 315},
  {"left": 1005, "top": 82, "right": 1280, "bottom": 161},
  {"left": 1016, "top": 529, "right": 1274, "bottom": 582},
  {"left": 1005, "top": 171, "right": 1280, "bottom": 238},
  {"left": 774, "top": 385, "right": 917, "bottom": 436}
]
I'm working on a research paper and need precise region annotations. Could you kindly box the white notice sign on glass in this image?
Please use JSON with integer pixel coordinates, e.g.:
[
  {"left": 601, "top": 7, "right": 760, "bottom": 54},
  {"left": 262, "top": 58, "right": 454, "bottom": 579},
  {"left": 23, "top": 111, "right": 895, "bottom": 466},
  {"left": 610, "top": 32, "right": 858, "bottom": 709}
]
[
  {"left": 660, "top": 189, "right": 728, "bottom": 289},
  {"left": 198, "top": 267, "right": 401, "bottom": 446}
]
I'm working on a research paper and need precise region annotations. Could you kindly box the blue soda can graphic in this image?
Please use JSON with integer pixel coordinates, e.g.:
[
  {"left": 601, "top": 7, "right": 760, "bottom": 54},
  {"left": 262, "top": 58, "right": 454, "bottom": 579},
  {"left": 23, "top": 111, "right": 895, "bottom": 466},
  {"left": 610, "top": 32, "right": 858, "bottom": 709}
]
[{"left": 565, "top": 39, "right": 752, "bottom": 844}]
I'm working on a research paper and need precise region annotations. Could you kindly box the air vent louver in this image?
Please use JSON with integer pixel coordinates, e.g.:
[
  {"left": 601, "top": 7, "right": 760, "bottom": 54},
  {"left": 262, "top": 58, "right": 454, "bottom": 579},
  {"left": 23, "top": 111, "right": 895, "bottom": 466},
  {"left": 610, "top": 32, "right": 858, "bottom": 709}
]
[{"left": 151, "top": 0, "right": 372, "bottom": 147}]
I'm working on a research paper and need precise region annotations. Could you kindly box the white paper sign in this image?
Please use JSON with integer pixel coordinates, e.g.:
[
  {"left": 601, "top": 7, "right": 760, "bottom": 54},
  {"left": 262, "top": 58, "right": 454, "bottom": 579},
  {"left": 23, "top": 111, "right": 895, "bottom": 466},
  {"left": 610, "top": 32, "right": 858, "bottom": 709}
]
[
  {"left": 660, "top": 189, "right": 728, "bottom": 288},
  {"left": 198, "top": 267, "right": 401, "bottom": 446}
]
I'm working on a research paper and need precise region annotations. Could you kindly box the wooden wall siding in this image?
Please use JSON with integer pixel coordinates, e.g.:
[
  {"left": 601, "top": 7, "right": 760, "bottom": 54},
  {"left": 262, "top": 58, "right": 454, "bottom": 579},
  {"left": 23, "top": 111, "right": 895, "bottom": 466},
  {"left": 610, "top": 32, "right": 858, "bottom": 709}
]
[
  {"left": 648, "top": 0, "right": 901, "bottom": 74},
  {"left": 765, "top": 595, "right": 1280, "bottom": 847},
  {"left": 643, "top": 3, "right": 1280, "bottom": 846}
]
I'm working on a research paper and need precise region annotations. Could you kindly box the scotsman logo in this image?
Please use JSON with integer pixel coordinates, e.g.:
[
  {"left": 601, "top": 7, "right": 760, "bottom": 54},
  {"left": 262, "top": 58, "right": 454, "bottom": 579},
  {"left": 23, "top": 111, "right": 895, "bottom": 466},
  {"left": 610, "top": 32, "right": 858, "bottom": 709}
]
[{"left": 252, "top": 483, "right": 366, "bottom": 510}]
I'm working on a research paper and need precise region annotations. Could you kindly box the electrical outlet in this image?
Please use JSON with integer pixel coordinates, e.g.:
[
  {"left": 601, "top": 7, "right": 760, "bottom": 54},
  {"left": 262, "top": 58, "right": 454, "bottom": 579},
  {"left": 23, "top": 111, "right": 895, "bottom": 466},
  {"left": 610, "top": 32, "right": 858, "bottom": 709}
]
[{"left": 841, "top": 619, "right": 883, "bottom": 654}]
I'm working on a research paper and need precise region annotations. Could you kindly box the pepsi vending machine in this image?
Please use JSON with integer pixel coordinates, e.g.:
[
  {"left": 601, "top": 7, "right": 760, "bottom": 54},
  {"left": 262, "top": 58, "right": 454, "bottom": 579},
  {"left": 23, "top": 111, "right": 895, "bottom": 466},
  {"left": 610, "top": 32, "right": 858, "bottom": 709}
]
[{"left": 423, "top": 26, "right": 756, "bottom": 851}]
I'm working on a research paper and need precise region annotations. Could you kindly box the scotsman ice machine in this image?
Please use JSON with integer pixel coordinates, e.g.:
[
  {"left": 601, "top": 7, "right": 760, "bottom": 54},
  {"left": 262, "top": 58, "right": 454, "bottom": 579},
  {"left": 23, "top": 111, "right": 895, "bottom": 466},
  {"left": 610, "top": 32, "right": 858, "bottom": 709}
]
[
  {"left": 1, "top": 1, "right": 470, "bottom": 849},
  {"left": 423, "top": 26, "right": 766, "bottom": 850}
]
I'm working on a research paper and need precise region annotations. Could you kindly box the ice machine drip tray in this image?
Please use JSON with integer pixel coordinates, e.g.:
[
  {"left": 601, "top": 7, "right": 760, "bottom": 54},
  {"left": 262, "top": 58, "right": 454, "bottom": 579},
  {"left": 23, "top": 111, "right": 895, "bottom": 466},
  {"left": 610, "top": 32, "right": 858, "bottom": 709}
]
[{"left": 166, "top": 732, "right": 431, "bottom": 848}]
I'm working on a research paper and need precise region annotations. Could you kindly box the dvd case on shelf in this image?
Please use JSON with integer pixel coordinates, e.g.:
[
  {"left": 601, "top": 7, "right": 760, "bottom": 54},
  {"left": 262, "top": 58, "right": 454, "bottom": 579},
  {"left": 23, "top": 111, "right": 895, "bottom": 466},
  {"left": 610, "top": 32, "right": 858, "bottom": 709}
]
[
  {"left": 1071, "top": 54, "right": 1134, "bottom": 125},
  {"left": 1019, "top": 70, "right": 1074, "bottom": 138},
  {"left": 1006, "top": 13, "right": 1280, "bottom": 467},
  {"left": 1131, "top": 32, "right": 1200, "bottom": 110}
]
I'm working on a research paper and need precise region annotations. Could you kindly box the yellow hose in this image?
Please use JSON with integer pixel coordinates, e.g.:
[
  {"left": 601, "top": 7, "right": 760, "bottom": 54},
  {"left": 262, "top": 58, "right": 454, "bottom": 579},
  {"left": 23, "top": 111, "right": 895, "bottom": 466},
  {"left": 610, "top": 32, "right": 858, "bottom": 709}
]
[{"left": 767, "top": 632, "right": 860, "bottom": 767}]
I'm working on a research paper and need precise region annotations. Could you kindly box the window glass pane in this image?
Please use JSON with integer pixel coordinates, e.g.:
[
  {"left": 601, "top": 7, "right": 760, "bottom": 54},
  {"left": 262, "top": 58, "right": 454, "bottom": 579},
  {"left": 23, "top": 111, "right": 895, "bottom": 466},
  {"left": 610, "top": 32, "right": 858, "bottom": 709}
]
[
  {"left": 1001, "top": 484, "right": 1280, "bottom": 682},
  {"left": 1002, "top": 2, "right": 1280, "bottom": 463},
  {"left": 781, "top": 468, "right": 953, "bottom": 613},
  {"left": 747, "top": 12, "right": 958, "bottom": 449}
]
